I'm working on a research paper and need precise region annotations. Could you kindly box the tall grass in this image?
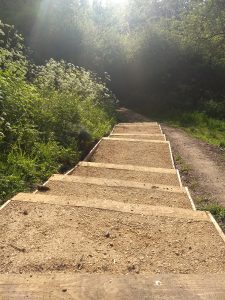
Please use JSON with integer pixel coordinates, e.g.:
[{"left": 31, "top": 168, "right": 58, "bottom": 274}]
[{"left": 164, "top": 112, "right": 225, "bottom": 148}]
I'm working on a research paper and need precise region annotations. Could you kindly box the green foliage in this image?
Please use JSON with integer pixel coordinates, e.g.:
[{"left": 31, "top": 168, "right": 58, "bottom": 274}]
[
  {"left": 0, "top": 0, "right": 225, "bottom": 114},
  {"left": 1, "top": 1, "right": 225, "bottom": 202},
  {"left": 204, "top": 100, "right": 225, "bottom": 120},
  {"left": 204, "top": 203, "right": 225, "bottom": 223},
  {"left": 0, "top": 21, "right": 116, "bottom": 205},
  {"left": 162, "top": 111, "right": 225, "bottom": 148}
]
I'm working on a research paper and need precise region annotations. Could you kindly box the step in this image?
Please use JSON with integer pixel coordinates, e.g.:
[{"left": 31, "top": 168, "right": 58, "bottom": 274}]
[
  {"left": 110, "top": 133, "right": 166, "bottom": 141},
  {"left": 1, "top": 273, "right": 225, "bottom": 299},
  {"left": 1, "top": 199, "right": 225, "bottom": 275},
  {"left": 104, "top": 137, "right": 167, "bottom": 144},
  {"left": 113, "top": 124, "right": 162, "bottom": 134},
  {"left": 89, "top": 139, "right": 174, "bottom": 169},
  {"left": 118, "top": 122, "right": 159, "bottom": 126},
  {"left": 43, "top": 175, "right": 193, "bottom": 209},
  {"left": 12, "top": 193, "right": 201, "bottom": 220},
  {"left": 50, "top": 175, "right": 187, "bottom": 193},
  {"left": 71, "top": 162, "right": 181, "bottom": 187}
]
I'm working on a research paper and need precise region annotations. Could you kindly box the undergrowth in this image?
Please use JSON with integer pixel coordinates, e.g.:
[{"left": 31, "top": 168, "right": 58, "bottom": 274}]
[
  {"left": 203, "top": 203, "right": 225, "bottom": 223},
  {"left": 163, "top": 111, "right": 225, "bottom": 148},
  {"left": 0, "top": 22, "right": 117, "bottom": 205}
]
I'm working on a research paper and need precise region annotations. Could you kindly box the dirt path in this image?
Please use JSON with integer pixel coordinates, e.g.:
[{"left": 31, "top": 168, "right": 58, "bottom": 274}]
[
  {"left": 162, "top": 126, "right": 225, "bottom": 207},
  {"left": 118, "top": 108, "right": 225, "bottom": 208}
]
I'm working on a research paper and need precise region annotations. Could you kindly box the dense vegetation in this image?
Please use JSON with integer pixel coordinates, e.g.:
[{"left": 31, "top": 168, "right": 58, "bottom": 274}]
[
  {"left": 0, "top": 0, "right": 225, "bottom": 202},
  {"left": 0, "top": 21, "right": 116, "bottom": 204},
  {"left": 150, "top": 111, "right": 225, "bottom": 147},
  {"left": 1, "top": 0, "right": 225, "bottom": 114}
]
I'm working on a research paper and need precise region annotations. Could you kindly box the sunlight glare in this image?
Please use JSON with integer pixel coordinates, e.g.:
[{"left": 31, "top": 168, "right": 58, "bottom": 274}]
[{"left": 90, "top": 0, "right": 128, "bottom": 7}]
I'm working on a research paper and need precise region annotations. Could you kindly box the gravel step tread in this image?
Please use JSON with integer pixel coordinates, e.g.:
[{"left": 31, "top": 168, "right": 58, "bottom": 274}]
[
  {"left": 71, "top": 163, "right": 181, "bottom": 186},
  {"left": 110, "top": 133, "right": 166, "bottom": 141},
  {"left": 42, "top": 176, "right": 193, "bottom": 209},
  {"left": 89, "top": 139, "right": 174, "bottom": 169},
  {"left": 103, "top": 137, "right": 168, "bottom": 144},
  {"left": 0, "top": 201, "right": 225, "bottom": 274},
  {"left": 117, "top": 122, "right": 159, "bottom": 126},
  {"left": 78, "top": 162, "right": 176, "bottom": 174},
  {"left": 1, "top": 201, "right": 225, "bottom": 274},
  {"left": 113, "top": 125, "right": 162, "bottom": 134},
  {"left": 52, "top": 175, "right": 185, "bottom": 193}
]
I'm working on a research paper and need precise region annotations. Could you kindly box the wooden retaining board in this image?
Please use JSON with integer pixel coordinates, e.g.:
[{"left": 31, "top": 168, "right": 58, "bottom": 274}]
[
  {"left": 71, "top": 162, "right": 181, "bottom": 186},
  {"left": 1, "top": 200, "right": 225, "bottom": 275},
  {"left": 44, "top": 175, "right": 192, "bottom": 209},
  {"left": 1, "top": 274, "right": 225, "bottom": 300},
  {"left": 89, "top": 139, "right": 174, "bottom": 169}
]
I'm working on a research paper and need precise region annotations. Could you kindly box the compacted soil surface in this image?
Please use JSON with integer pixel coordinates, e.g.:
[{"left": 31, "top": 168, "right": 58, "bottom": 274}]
[
  {"left": 43, "top": 179, "right": 192, "bottom": 209},
  {"left": 90, "top": 139, "right": 174, "bottom": 169},
  {"left": 1, "top": 201, "right": 225, "bottom": 275},
  {"left": 113, "top": 125, "right": 162, "bottom": 134},
  {"left": 72, "top": 165, "right": 180, "bottom": 186},
  {"left": 110, "top": 134, "right": 165, "bottom": 140},
  {"left": 162, "top": 126, "right": 225, "bottom": 207}
]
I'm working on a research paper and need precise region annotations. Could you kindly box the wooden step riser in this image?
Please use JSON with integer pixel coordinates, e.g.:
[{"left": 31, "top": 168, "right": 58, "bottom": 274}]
[{"left": 1, "top": 274, "right": 225, "bottom": 300}]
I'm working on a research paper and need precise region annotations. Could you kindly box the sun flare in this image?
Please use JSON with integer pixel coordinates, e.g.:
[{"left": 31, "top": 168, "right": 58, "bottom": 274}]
[{"left": 91, "top": 0, "right": 128, "bottom": 7}]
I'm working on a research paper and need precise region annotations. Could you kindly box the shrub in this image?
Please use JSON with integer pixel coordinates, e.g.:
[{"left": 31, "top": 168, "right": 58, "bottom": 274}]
[
  {"left": 0, "top": 21, "right": 117, "bottom": 204},
  {"left": 204, "top": 99, "right": 225, "bottom": 120}
]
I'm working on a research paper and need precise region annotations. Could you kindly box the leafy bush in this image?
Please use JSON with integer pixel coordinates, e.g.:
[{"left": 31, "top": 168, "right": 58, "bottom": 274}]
[
  {"left": 204, "top": 99, "right": 225, "bottom": 120},
  {"left": 0, "top": 21, "right": 116, "bottom": 205}
]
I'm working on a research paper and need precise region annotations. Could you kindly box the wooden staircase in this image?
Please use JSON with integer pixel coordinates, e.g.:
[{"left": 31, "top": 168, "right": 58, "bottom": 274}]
[{"left": 0, "top": 122, "right": 225, "bottom": 299}]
